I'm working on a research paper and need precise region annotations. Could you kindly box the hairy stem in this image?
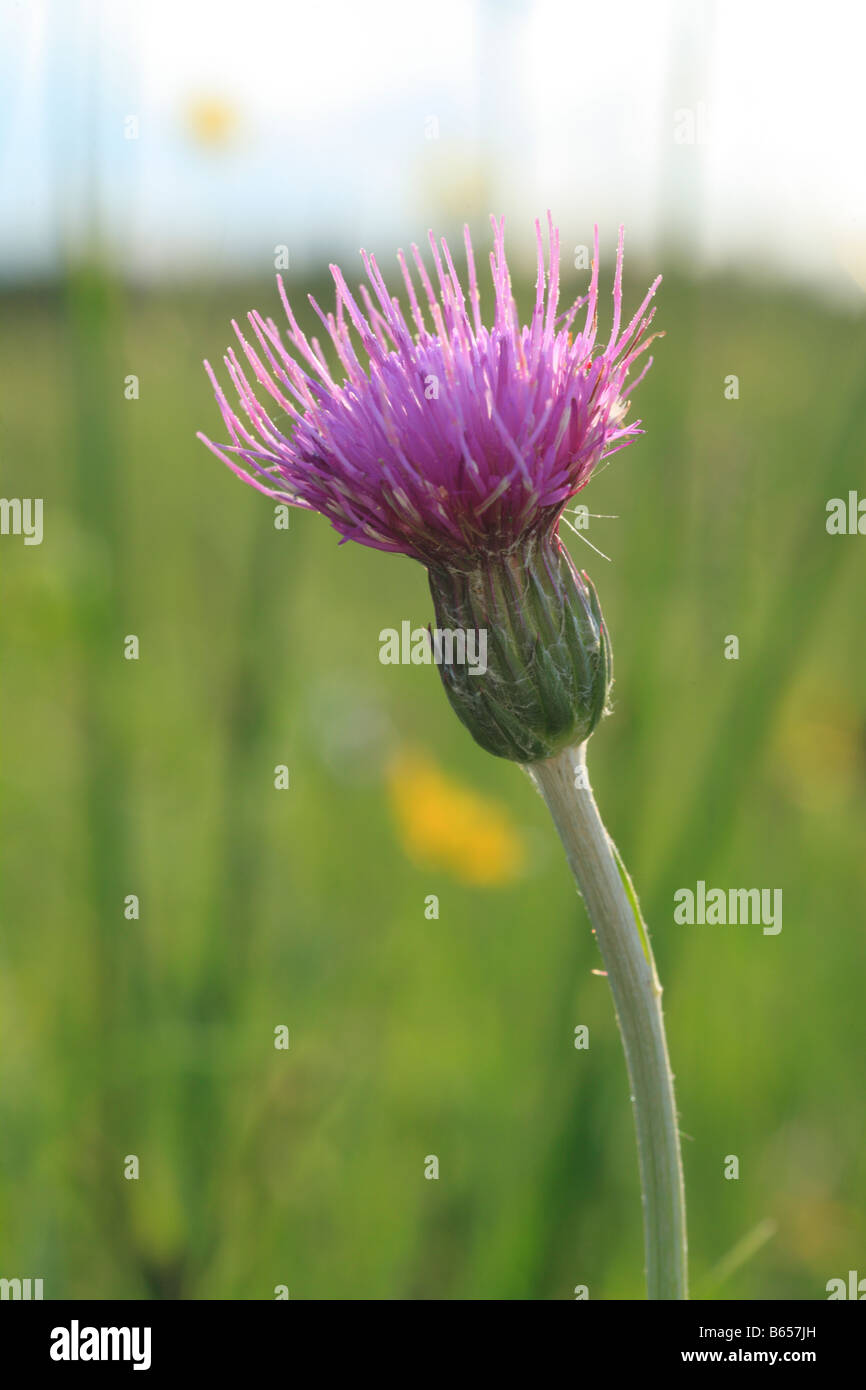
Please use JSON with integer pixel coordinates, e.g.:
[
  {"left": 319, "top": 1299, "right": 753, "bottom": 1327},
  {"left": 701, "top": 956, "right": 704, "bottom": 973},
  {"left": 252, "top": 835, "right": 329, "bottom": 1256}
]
[{"left": 528, "top": 742, "right": 688, "bottom": 1300}]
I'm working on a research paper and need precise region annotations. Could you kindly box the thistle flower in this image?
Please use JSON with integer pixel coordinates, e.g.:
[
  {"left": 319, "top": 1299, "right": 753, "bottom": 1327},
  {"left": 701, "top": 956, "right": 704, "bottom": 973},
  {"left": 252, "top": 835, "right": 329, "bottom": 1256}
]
[
  {"left": 197, "top": 218, "right": 688, "bottom": 1299},
  {"left": 199, "top": 215, "right": 660, "bottom": 763}
]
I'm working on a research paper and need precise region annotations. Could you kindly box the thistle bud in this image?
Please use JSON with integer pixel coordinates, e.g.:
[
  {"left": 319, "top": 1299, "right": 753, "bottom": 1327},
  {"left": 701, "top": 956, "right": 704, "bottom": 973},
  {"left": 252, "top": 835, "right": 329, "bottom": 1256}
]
[{"left": 427, "top": 536, "right": 611, "bottom": 764}]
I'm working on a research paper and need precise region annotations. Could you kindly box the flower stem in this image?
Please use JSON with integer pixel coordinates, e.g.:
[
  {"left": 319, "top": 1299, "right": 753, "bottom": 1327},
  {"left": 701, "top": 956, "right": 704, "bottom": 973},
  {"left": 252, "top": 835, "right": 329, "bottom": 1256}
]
[{"left": 527, "top": 742, "right": 688, "bottom": 1300}]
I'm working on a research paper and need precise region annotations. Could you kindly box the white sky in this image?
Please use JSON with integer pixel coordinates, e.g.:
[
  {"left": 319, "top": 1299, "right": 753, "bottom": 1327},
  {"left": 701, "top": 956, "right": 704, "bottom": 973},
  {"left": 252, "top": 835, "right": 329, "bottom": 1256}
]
[{"left": 2, "top": 0, "right": 865, "bottom": 302}]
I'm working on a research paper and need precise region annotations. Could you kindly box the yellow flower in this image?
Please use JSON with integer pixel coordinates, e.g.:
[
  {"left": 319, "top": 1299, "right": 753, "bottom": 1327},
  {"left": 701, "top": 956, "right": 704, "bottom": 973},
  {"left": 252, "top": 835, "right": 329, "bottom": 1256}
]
[
  {"left": 772, "top": 689, "right": 862, "bottom": 811},
  {"left": 183, "top": 97, "right": 239, "bottom": 151},
  {"left": 386, "top": 748, "right": 527, "bottom": 886}
]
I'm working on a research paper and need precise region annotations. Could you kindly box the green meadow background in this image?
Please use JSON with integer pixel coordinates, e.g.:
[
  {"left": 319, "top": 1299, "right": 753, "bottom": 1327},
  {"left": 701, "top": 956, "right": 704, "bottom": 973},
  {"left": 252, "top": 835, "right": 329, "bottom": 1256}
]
[{"left": 1, "top": 253, "right": 865, "bottom": 1300}]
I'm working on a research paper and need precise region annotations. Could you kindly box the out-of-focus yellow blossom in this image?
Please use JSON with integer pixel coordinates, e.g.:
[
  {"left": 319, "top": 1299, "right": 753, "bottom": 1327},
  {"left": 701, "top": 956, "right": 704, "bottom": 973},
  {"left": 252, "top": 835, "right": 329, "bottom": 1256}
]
[
  {"left": 386, "top": 747, "right": 526, "bottom": 886},
  {"left": 771, "top": 690, "right": 863, "bottom": 811},
  {"left": 776, "top": 1186, "right": 852, "bottom": 1266},
  {"left": 183, "top": 97, "right": 240, "bottom": 151}
]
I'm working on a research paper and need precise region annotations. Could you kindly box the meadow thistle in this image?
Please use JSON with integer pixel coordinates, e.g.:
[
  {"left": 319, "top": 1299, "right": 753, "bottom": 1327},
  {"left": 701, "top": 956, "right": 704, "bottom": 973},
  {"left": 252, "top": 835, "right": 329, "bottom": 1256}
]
[{"left": 199, "top": 216, "right": 688, "bottom": 1299}]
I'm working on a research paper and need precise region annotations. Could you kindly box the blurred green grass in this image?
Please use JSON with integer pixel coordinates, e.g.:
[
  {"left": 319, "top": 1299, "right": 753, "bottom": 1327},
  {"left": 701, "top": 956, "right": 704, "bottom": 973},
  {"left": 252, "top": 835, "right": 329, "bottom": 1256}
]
[{"left": 1, "top": 260, "right": 865, "bottom": 1299}]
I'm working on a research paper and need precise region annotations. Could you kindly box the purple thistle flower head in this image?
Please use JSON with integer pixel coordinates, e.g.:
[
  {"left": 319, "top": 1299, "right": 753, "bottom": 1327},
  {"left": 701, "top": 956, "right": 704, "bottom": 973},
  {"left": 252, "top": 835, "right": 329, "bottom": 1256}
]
[
  {"left": 198, "top": 216, "right": 661, "bottom": 763},
  {"left": 198, "top": 215, "right": 660, "bottom": 570}
]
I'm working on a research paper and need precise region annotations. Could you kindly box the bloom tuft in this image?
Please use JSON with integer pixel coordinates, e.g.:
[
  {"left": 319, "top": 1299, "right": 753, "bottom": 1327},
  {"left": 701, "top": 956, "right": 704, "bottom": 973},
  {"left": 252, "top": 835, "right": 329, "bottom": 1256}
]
[{"left": 198, "top": 215, "right": 660, "bottom": 568}]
